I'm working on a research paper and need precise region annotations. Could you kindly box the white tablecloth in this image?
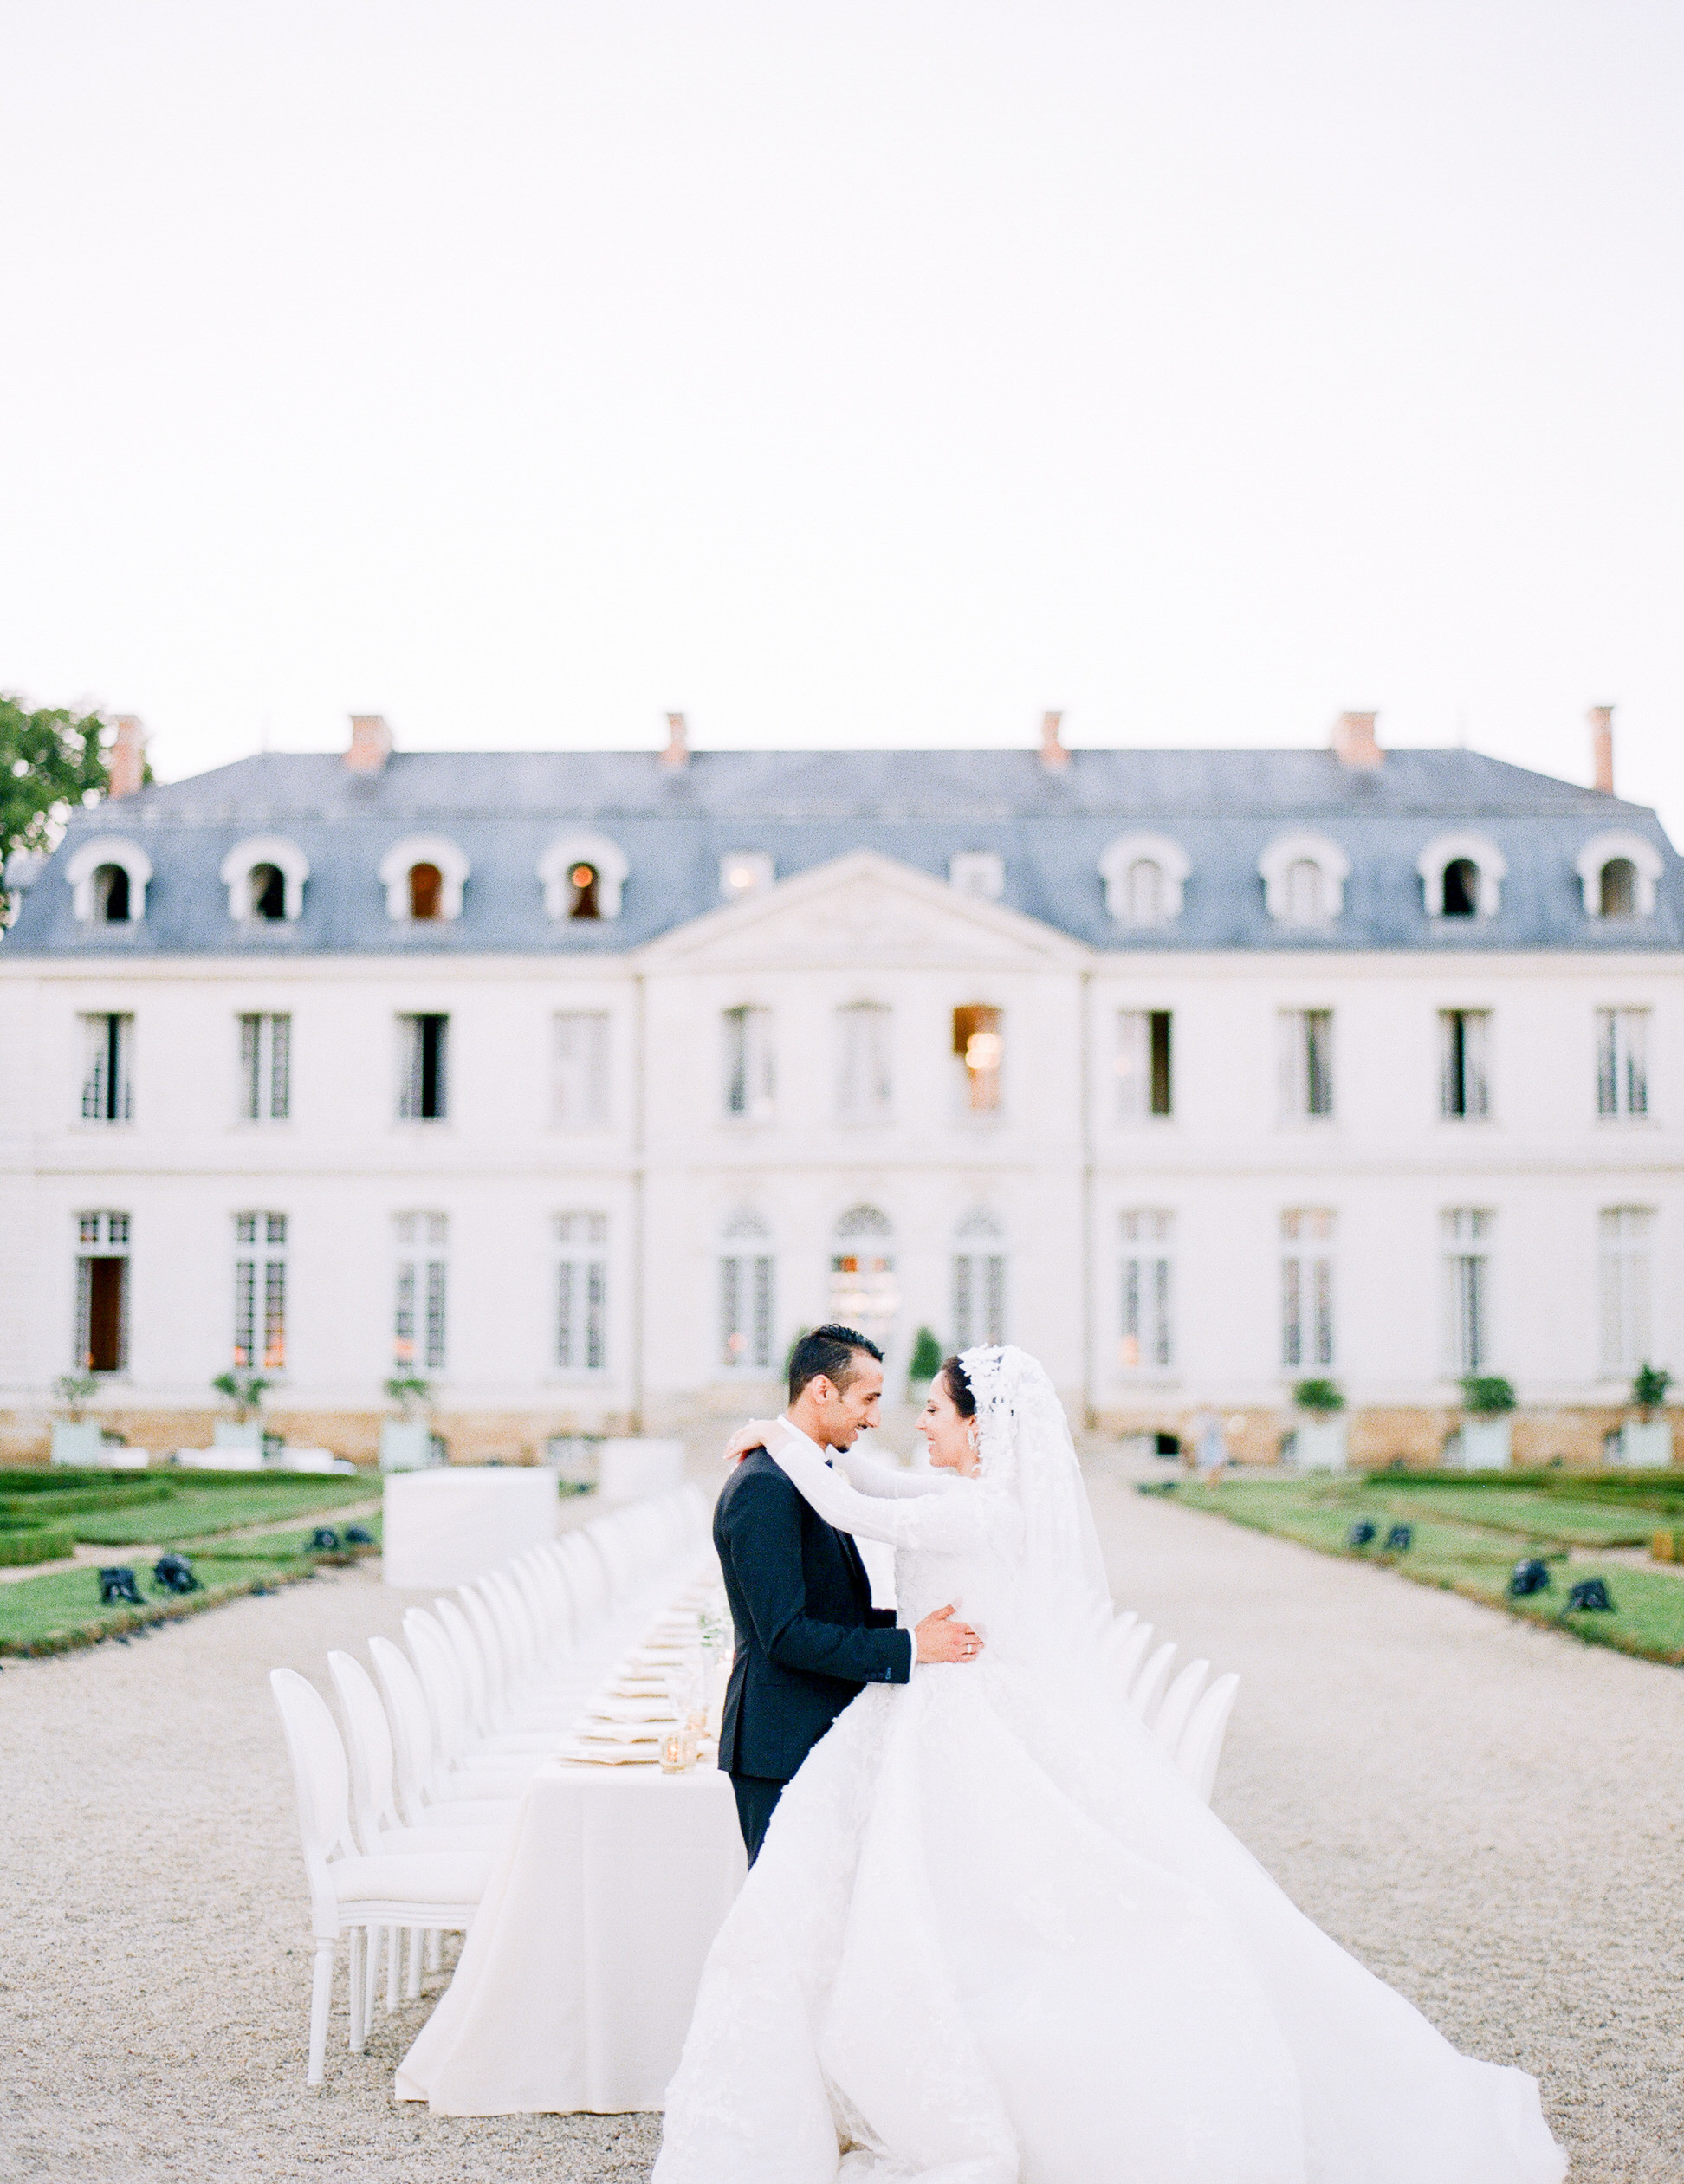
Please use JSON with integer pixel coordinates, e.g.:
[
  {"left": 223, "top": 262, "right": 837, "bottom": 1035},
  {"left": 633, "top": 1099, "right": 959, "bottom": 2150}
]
[{"left": 394, "top": 1567, "right": 747, "bottom": 2115}]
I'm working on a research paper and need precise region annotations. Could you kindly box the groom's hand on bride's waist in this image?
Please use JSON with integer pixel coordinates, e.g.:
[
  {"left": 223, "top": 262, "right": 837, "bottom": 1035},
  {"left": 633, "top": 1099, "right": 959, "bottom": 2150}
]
[{"left": 914, "top": 1604, "right": 983, "bottom": 1665}]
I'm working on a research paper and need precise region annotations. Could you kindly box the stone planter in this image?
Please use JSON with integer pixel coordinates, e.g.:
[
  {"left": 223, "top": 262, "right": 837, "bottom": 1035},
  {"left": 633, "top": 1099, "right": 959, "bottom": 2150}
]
[
  {"left": 1454, "top": 1416, "right": 1512, "bottom": 1471},
  {"left": 1292, "top": 1415, "right": 1348, "bottom": 1472},
  {"left": 50, "top": 1421, "right": 104, "bottom": 1466},
  {"left": 380, "top": 1418, "right": 437, "bottom": 1472},
  {"left": 1618, "top": 1420, "right": 1674, "bottom": 1469},
  {"left": 213, "top": 1419, "right": 262, "bottom": 1449}
]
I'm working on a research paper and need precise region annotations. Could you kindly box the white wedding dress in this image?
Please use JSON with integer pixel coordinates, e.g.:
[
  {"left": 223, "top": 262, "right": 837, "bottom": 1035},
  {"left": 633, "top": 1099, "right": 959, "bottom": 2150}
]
[{"left": 653, "top": 1348, "right": 1566, "bottom": 2184}]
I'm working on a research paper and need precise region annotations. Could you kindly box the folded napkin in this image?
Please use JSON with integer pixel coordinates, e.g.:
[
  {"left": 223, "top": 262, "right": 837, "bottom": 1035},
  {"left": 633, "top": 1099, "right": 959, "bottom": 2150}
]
[
  {"left": 586, "top": 1698, "right": 677, "bottom": 1724},
  {"left": 573, "top": 1721, "right": 664, "bottom": 1746},
  {"left": 558, "top": 1743, "right": 660, "bottom": 1767}
]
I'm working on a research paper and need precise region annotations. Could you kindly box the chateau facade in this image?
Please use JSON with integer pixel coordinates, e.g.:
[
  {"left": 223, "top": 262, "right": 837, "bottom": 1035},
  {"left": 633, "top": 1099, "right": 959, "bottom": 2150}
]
[{"left": 2, "top": 707, "right": 1679, "bottom": 1466}]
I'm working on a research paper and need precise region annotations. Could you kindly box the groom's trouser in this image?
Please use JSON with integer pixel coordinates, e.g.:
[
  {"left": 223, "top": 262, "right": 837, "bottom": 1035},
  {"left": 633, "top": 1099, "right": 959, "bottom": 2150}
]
[{"left": 730, "top": 1773, "right": 786, "bottom": 1865}]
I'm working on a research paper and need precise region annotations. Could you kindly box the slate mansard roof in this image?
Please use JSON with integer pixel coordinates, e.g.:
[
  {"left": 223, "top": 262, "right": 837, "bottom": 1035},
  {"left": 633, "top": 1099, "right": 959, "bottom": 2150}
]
[{"left": 8, "top": 743, "right": 1682, "bottom": 956}]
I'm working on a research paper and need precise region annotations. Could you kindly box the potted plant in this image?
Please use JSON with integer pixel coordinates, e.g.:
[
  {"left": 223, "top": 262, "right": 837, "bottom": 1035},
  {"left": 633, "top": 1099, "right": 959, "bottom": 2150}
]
[
  {"left": 1620, "top": 1364, "right": 1673, "bottom": 1468},
  {"left": 50, "top": 1373, "right": 102, "bottom": 1466},
  {"left": 211, "top": 1368, "right": 269, "bottom": 1448},
  {"left": 1290, "top": 1379, "right": 1347, "bottom": 1473},
  {"left": 1455, "top": 1377, "right": 1516, "bottom": 1470},
  {"left": 381, "top": 1376, "right": 438, "bottom": 1471},
  {"left": 907, "top": 1326, "right": 943, "bottom": 1402}
]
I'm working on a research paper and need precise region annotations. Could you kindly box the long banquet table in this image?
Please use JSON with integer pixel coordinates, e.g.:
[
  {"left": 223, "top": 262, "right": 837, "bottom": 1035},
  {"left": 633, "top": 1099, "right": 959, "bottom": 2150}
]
[{"left": 395, "top": 1569, "right": 748, "bottom": 2115}]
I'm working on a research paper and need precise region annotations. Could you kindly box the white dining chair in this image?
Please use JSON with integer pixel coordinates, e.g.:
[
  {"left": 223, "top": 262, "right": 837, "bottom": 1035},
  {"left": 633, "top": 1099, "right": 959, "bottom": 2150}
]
[
  {"left": 1150, "top": 1657, "right": 1209, "bottom": 1755},
  {"left": 1129, "top": 1640, "right": 1178, "bottom": 1727},
  {"left": 270, "top": 1669, "right": 491, "bottom": 2085},
  {"left": 401, "top": 1612, "right": 547, "bottom": 1794},
  {"left": 1176, "top": 1672, "right": 1240, "bottom": 1804},
  {"left": 369, "top": 1636, "right": 528, "bottom": 1826},
  {"left": 1104, "top": 1621, "right": 1154, "bottom": 1702}
]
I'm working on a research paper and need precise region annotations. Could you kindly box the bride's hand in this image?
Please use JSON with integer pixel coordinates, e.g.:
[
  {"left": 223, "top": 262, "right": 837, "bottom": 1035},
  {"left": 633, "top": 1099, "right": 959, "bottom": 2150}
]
[{"left": 721, "top": 1418, "right": 785, "bottom": 1465}]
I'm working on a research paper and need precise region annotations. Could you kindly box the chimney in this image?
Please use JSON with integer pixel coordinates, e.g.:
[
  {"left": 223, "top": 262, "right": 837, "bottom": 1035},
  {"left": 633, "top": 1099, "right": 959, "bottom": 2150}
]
[
  {"left": 1589, "top": 704, "right": 1615, "bottom": 795},
  {"left": 108, "top": 715, "right": 146, "bottom": 800},
  {"left": 1331, "top": 710, "right": 1383, "bottom": 769},
  {"left": 662, "top": 710, "right": 690, "bottom": 770},
  {"left": 1039, "top": 710, "right": 1070, "bottom": 773},
  {"left": 345, "top": 713, "right": 393, "bottom": 774}
]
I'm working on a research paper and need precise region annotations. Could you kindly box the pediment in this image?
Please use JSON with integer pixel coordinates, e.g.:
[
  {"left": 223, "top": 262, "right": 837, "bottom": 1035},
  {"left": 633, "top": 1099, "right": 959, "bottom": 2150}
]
[{"left": 638, "top": 851, "right": 1091, "bottom": 972}]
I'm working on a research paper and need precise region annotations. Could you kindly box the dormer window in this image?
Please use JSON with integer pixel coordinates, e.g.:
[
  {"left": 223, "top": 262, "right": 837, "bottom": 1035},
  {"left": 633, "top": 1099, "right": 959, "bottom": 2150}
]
[
  {"left": 220, "top": 835, "right": 310, "bottom": 924},
  {"left": 65, "top": 837, "right": 153, "bottom": 926},
  {"left": 1259, "top": 833, "right": 1350, "bottom": 926},
  {"left": 378, "top": 835, "right": 470, "bottom": 924},
  {"left": 1416, "top": 833, "right": 1505, "bottom": 921},
  {"left": 537, "top": 833, "right": 628, "bottom": 923},
  {"left": 1099, "top": 833, "right": 1190, "bottom": 925},
  {"left": 1575, "top": 832, "right": 1663, "bottom": 920}
]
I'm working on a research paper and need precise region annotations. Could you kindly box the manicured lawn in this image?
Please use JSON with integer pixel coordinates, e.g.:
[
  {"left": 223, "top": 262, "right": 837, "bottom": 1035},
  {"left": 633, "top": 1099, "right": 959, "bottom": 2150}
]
[
  {"left": 1152, "top": 1474, "right": 1684, "bottom": 1665},
  {"left": 0, "top": 1555, "right": 311, "bottom": 1656},
  {"left": 67, "top": 1478, "right": 373, "bottom": 1545}
]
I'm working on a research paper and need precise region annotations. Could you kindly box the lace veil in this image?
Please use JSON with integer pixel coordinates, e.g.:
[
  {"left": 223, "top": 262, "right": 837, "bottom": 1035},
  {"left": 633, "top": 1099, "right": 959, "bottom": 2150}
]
[{"left": 958, "top": 1345, "right": 1112, "bottom": 1662}]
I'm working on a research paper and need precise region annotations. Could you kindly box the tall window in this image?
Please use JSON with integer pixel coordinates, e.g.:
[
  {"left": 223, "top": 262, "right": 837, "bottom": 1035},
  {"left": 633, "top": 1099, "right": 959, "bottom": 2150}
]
[
  {"left": 75, "top": 1211, "right": 129, "bottom": 1373},
  {"left": 1117, "top": 1011, "right": 1173, "bottom": 1119},
  {"left": 409, "top": 863, "right": 444, "bottom": 920},
  {"left": 1120, "top": 1210, "right": 1174, "bottom": 1370},
  {"left": 398, "top": 1014, "right": 449, "bottom": 1122},
  {"left": 1284, "top": 860, "right": 1326, "bottom": 924},
  {"left": 1600, "top": 1209, "right": 1653, "bottom": 1376},
  {"left": 830, "top": 1205, "right": 897, "bottom": 1349},
  {"left": 1279, "top": 1010, "right": 1334, "bottom": 1119},
  {"left": 556, "top": 1213, "right": 607, "bottom": 1371},
  {"left": 836, "top": 1004, "right": 893, "bottom": 1124},
  {"left": 239, "top": 1014, "right": 291, "bottom": 1122},
  {"left": 1439, "top": 1010, "right": 1490, "bottom": 1119},
  {"left": 80, "top": 1014, "right": 133, "bottom": 1123},
  {"left": 234, "top": 1213, "right": 288, "bottom": 1371},
  {"left": 723, "top": 1007, "right": 774, "bottom": 1122},
  {"left": 553, "top": 1012, "right": 610, "bottom": 1129},
  {"left": 1281, "top": 1209, "right": 1336, "bottom": 1369},
  {"left": 720, "top": 1212, "right": 774, "bottom": 1371},
  {"left": 1443, "top": 1209, "right": 1493, "bottom": 1375},
  {"left": 395, "top": 1213, "right": 448, "bottom": 1371},
  {"left": 1441, "top": 859, "right": 1480, "bottom": 917},
  {"left": 1601, "top": 859, "right": 1638, "bottom": 917},
  {"left": 952, "top": 1005, "right": 1002, "bottom": 1114},
  {"left": 952, "top": 1210, "right": 1006, "bottom": 1350},
  {"left": 1597, "top": 1008, "right": 1648, "bottom": 1119}
]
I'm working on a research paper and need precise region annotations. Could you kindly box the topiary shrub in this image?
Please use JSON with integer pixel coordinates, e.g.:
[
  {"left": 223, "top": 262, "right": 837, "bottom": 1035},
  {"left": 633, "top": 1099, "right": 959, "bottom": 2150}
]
[
  {"left": 908, "top": 1327, "right": 944, "bottom": 1385},
  {"left": 1461, "top": 1376, "right": 1517, "bottom": 1416},
  {"left": 1632, "top": 1364, "right": 1672, "bottom": 1418},
  {"left": 1293, "top": 1379, "right": 1344, "bottom": 1414}
]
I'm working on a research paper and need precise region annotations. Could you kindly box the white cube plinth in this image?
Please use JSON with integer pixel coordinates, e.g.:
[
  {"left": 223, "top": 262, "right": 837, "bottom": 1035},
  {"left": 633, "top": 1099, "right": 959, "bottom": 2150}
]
[
  {"left": 598, "top": 1438, "right": 686, "bottom": 1506},
  {"left": 1292, "top": 1416, "right": 1348, "bottom": 1472},
  {"left": 1619, "top": 1420, "right": 1674, "bottom": 1468},
  {"left": 383, "top": 1468, "right": 560, "bottom": 1588}
]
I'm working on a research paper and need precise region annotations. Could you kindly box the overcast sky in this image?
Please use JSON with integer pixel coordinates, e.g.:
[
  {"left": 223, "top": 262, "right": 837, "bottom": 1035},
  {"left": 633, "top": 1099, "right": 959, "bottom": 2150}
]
[{"left": 2, "top": 2, "right": 1680, "bottom": 827}]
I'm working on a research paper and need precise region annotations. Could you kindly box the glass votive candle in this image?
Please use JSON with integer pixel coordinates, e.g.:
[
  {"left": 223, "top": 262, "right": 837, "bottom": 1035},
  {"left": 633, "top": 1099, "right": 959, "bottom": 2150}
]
[{"left": 660, "top": 1729, "right": 688, "bottom": 1774}]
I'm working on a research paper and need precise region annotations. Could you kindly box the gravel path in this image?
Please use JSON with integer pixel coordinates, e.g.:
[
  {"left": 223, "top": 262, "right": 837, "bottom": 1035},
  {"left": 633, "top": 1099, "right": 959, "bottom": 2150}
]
[{"left": 2, "top": 1474, "right": 1679, "bottom": 2182}]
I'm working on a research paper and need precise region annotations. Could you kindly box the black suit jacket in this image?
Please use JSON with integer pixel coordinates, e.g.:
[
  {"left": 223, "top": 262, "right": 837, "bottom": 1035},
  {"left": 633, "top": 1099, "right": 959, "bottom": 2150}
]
[{"left": 714, "top": 1445, "right": 913, "bottom": 1784}]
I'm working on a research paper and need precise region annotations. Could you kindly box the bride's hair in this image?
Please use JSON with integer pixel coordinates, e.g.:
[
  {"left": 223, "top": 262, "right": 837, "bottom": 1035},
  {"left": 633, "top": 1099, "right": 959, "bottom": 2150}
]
[{"left": 938, "top": 1356, "right": 976, "bottom": 1418}]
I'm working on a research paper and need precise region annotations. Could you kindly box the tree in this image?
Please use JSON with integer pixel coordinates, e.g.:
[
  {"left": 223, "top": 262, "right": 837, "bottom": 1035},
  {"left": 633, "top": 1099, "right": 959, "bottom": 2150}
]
[{"left": 0, "top": 697, "right": 124, "bottom": 915}]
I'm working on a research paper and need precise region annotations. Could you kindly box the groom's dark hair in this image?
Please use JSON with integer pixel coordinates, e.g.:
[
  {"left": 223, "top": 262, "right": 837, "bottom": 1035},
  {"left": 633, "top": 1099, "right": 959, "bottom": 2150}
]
[{"left": 788, "top": 1325, "right": 884, "bottom": 1404}]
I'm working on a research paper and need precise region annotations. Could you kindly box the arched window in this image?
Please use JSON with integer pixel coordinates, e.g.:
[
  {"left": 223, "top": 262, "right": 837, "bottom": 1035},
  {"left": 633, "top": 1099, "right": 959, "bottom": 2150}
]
[
  {"left": 1259, "top": 833, "right": 1350, "bottom": 925},
  {"left": 720, "top": 1210, "right": 774, "bottom": 1371},
  {"left": 1574, "top": 832, "right": 1663, "bottom": 919},
  {"left": 1415, "top": 833, "right": 1505, "bottom": 920},
  {"left": 831, "top": 1206, "right": 898, "bottom": 1348},
  {"left": 410, "top": 863, "right": 444, "bottom": 920},
  {"left": 538, "top": 833, "right": 629, "bottom": 922},
  {"left": 1601, "top": 859, "right": 1636, "bottom": 917},
  {"left": 219, "top": 836, "right": 310, "bottom": 923},
  {"left": 378, "top": 835, "right": 470, "bottom": 923},
  {"left": 1099, "top": 833, "right": 1190, "bottom": 924},
  {"left": 64, "top": 837, "right": 153, "bottom": 925},
  {"left": 952, "top": 1209, "right": 1005, "bottom": 1351}
]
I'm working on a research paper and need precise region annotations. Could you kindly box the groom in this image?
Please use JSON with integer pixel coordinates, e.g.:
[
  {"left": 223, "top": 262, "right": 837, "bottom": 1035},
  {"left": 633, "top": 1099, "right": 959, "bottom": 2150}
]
[{"left": 713, "top": 1324, "right": 983, "bottom": 1863}]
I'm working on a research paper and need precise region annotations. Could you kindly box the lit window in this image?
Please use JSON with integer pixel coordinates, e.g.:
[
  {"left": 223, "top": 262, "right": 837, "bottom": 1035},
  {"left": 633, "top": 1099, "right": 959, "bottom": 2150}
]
[
  {"left": 1116, "top": 1011, "right": 1172, "bottom": 1119},
  {"left": 1279, "top": 1010, "right": 1334, "bottom": 1119},
  {"left": 723, "top": 1007, "right": 774, "bottom": 1121},
  {"left": 556, "top": 1213, "right": 608, "bottom": 1371},
  {"left": 239, "top": 1014, "right": 291, "bottom": 1123},
  {"left": 398, "top": 1014, "right": 449, "bottom": 1122},
  {"left": 554, "top": 1012, "right": 610, "bottom": 1129},
  {"left": 233, "top": 1212, "right": 288, "bottom": 1371},
  {"left": 409, "top": 863, "right": 444, "bottom": 920},
  {"left": 1281, "top": 1209, "right": 1335, "bottom": 1369},
  {"left": 1439, "top": 1011, "right": 1490, "bottom": 1119},
  {"left": 80, "top": 1014, "right": 133, "bottom": 1124},
  {"left": 74, "top": 1211, "right": 130, "bottom": 1374},
  {"left": 719, "top": 852, "right": 774, "bottom": 901},
  {"left": 394, "top": 1213, "right": 448, "bottom": 1372},
  {"left": 1442, "top": 1209, "right": 1492, "bottom": 1375},
  {"left": 1120, "top": 1210, "right": 1174, "bottom": 1370},
  {"left": 952, "top": 1004, "right": 1002, "bottom": 1114},
  {"left": 830, "top": 1205, "right": 897, "bottom": 1349},
  {"left": 1597, "top": 1008, "right": 1648, "bottom": 1119}
]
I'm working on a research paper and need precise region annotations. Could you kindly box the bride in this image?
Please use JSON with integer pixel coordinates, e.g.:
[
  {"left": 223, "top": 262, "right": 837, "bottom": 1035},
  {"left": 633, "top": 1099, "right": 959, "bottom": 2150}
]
[{"left": 653, "top": 1345, "right": 1566, "bottom": 2184}]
